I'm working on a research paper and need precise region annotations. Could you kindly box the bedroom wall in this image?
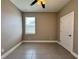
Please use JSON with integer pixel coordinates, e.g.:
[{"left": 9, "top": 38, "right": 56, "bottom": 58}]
[
  {"left": 1, "top": 0, "right": 22, "bottom": 54},
  {"left": 22, "top": 12, "right": 57, "bottom": 41}
]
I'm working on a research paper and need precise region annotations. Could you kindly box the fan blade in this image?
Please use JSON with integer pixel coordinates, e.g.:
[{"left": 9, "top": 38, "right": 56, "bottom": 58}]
[
  {"left": 41, "top": 2, "right": 45, "bottom": 8},
  {"left": 31, "top": 0, "right": 37, "bottom": 6}
]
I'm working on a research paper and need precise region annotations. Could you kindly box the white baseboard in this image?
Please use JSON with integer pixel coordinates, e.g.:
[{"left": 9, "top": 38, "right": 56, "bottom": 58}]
[
  {"left": 70, "top": 51, "right": 78, "bottom": 58},
  {"left": 57, "top": 42, "right": 78, "bottom": 58},
  {"left": 1, "top": 41, "right": 22, "bottom": 59},
  {"left": 22, "top": 40, "right": 58, "bottom": 43}
]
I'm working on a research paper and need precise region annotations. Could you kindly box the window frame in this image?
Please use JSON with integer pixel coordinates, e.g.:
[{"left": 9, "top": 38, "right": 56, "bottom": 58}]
[{"left": 25, "top": 17, "right": 36, "bottom": 35}]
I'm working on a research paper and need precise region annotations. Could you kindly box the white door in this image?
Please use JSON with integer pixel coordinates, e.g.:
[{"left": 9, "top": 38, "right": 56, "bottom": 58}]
[{"left": 60, "top": 12, "right": 74, "bottom": 52}]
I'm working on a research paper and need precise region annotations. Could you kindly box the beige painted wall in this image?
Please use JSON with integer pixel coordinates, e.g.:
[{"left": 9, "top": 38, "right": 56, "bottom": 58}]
[
  {"left": 1, "top": 0, "right": 22, "bottom": 54},
  {"left": 22, "top": 12, "right": 57, "bottom": 40},
  {"left": 57, "top": 0, "right": 78, "bottom": 54}
]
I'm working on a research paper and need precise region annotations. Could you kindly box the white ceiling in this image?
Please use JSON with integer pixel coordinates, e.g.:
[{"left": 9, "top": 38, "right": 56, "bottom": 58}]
[{"left": 10, "top": 0, "right": 70, "bottom": 12}]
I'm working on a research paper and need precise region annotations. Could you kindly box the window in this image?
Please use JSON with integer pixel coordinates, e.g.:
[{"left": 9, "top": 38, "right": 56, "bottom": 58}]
[{"left": 25, "top": 17, "right": 35, "bottom": 34}]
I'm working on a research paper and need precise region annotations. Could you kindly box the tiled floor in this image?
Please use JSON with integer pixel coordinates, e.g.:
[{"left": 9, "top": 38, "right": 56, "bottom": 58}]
[{"left": 5, "top": 43, "right": 76, "bottom": 59}]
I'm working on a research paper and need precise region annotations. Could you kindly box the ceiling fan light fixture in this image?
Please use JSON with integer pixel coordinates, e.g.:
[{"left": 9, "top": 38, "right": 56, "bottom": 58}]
[
  {"left": 30, "top": 0, "right": 46, "bottom": 8},
  {"left": 37, "top": 0, "right": 46, "bottom": 5},
  {"left": 37, "top": 1, "right": 41, "bottom": 5},
  {"left": 42, "top": 1, "right": 45, "bottom": 4}
]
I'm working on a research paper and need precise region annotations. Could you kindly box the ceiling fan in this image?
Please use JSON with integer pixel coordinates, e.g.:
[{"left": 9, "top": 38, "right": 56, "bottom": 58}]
[{"left": 30, "top": 0, "right": 45, "bottom": 8}]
